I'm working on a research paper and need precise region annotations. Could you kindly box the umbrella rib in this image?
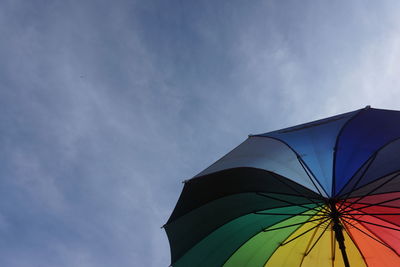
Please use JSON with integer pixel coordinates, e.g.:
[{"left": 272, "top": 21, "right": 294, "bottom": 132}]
[
  {"left": 258, "top": 190, "right": 324, "bottom": 200},
  {"left": 298, "top": 223, "right": 320, "bottom": 267},
  {"left": 304, "top": 221, "right": 331, "bottom": 256},
  {"left": 261, "top": 212, "right": 326, "bottom": 267},
  {"left": 270, "top": 172, "right": 325, "bottom": 205},
  {"left": 256, "top": 192, "right": 325, "bottom": 213},
  {"left": 346, "top": 201, "right": 400, "bottom": 210},
  {"left": 262, "top": 217, "right": 325, "bottom": 232},
  {"left": 280, "top": 218, "right": 330, "bottom": 246},
  {"left": 344, "top": 215, "right": 400, "bottom": 216},
  {"left": 341, "top": 215, "right": 400, "bottom": 232},
  {"left": 335, "top": 130, "right": 400, "bottom": 198},
  {"left": 345, "top": 216, "right": 400, "bottom": 257},
  {"left": 165, "top": 188, "right": 325, "bottom": 227},
  {"left": 297, "top": 156, "right": 329, "bottom": 197},
  {"left": 336, "top": 153, "right": 377, "bottom": 211},
  {"left": 340, "top": 171, "right": 400, "bottom": 200},
  {"left": 296, "top": 220, "right": 332, "bottom": 267},
  {"left": 338, "top": 172, "right": 400, "bottom": 212},
  {"left": 253, "top": 135, "right": 329, "bottom": 197},
  {"left": 331, "top": 108, "right": 366, "bottom": 196},
  {"left": 222, "top": 209, "right": 322, "bottom": 267},
  {"left": 341, "top": 217, "right": 399, "bottom": 255},
  {"left": 342, "top": 205, "right": 400, "bottom": 228},
  {"left": 335, "top": 152, "right": 377, "bottom": 198},
  {"left": 340, "top": 196, "right": 400, "bottom": 213},
  {"left": 340, "top": 219, "right": 368, "bottom": 265},
  {"left": 254, "top": 212, "right": 319, "bottom": 216}
]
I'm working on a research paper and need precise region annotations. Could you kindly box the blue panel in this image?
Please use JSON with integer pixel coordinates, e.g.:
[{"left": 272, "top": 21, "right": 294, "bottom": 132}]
[
  {"left": 259, "top": 110, "right": 358, "bottom": 196},
  {"left": 338, "top": 138, "right": 400, "bottom": 196},
  {"left": 334, "top": 108, "right": 400, "bottom": 195}
]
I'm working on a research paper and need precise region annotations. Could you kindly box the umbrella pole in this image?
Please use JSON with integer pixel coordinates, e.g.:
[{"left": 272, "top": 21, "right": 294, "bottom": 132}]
[
  {"left": 330, "top": 200, "right": 350, "bottom": 267},
  {"left": 333, "top": 221, "right": 350, "bottom": 267}
]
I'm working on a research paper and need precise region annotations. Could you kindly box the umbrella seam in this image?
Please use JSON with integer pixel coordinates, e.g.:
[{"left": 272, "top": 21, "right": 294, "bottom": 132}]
[
  {"left": 337, "top": 153, "right": 378, "bottom": 211},
  {"left": 167, "top": 201, "right": 321, "bottom": 264},
  {"left": 343, "top": 216, "right": 399, "bottom": 255},
  {"left": 249, "top": 135, "right": 329, "bottom": 197},
  {"left": 345, "top": 206, "right": 400, "bottom": 229},
  {"left": 166, "top": 189, "right": 323, "bottom": 226},
  {"left": 168, "top": 167, "right": 323, "bottom": 223},
  {"left": 217, "top": 207, "right": 322, "bottom": 267},
  {"left": 336, "top": 136, "right": 400, "bottom": 197},
  {"left": 332, "top": 107, "right": 366, "bottom": 196},
  {"left": 338, "top": 172, "right": 400, "bottom": 208},
  {"left": 261, "top": 210, "right": 325, "bottom": 267},
  {"left": 341, "top": 221, "right": 369, "bottom": 267}
]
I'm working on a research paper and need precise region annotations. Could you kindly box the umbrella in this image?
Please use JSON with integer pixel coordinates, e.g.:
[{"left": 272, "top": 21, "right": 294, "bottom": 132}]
[{"left": 164, "top": 106, "right": 400, "bottom": 267}]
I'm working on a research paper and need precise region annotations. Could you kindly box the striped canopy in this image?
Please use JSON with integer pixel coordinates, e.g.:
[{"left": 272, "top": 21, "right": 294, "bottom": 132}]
[{"left": 165, "top": 106, "right": 400, "bottom": 267}]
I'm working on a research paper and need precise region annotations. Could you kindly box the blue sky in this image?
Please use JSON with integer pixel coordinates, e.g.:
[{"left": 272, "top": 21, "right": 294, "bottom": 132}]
[{"left": 2, "top": 0, "right": 400, "bottom": 266}]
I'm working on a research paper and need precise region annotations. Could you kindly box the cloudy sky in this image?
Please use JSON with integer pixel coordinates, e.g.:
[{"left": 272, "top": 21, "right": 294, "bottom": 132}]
[{"left": 2, "top": 0, "right": 400, "bottom": 266}]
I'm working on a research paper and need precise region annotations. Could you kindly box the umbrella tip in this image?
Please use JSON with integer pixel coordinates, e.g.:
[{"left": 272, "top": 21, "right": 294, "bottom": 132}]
[{"left": 365, "top": 105, "right": 371, "bottom": 109}]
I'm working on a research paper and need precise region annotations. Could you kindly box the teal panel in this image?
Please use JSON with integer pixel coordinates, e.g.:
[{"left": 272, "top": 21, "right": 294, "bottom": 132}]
[{"left": 166, "top": 192, "right": 321, "bottom": 264}]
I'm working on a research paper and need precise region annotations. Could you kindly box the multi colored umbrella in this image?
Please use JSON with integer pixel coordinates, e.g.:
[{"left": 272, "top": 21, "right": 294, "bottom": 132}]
[{"left": 164, "top": 106, "right": 400, "bottom": 267}]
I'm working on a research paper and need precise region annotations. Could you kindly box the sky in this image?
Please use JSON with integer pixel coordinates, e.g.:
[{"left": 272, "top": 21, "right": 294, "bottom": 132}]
[{"left": 1, "top": 0, "right": 400, "bottom": 266}]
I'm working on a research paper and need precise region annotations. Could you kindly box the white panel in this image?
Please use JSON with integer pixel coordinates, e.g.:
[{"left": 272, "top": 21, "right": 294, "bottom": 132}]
[{"left": 195, "top": 136, "right": 324, "bottom": 195}]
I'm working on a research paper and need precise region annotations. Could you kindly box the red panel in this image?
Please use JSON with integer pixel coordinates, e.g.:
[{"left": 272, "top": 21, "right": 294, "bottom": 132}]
[
  {"left": 341, "top": 192, "right": 400, "bottom": 227},
  {"left": 340, "top": 195, "right": 400, "bottom": 255}
]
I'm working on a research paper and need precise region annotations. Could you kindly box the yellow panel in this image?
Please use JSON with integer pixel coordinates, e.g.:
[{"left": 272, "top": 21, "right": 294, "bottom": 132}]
[
  {"left": 333, "top": 228, "right": 366, "bottom": 267},
  {"left": 265, "top": 218, "right": 367, "bottom": 267},
  {"left": 265, "top": 213, "right": 329, "bottom": 267},
  {"left": 301, "top": 223, "right": 333, "bottom": 267}
]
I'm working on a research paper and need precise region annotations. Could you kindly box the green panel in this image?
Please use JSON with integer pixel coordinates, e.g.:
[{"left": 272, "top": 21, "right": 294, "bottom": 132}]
[
  {"left": 223, "top": 209, "right": 319, "bottom": 267},
  {"left": 173, "top": 204, "right": 319, "bottom": 267},
  {"left": 166, "top": 192, "right": 320, "bottom": 263}
]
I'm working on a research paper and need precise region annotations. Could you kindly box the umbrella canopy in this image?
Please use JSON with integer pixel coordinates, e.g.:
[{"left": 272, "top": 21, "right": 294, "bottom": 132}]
[{"left": 164, "top": 106, "right": 400, "bottom": 267}]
